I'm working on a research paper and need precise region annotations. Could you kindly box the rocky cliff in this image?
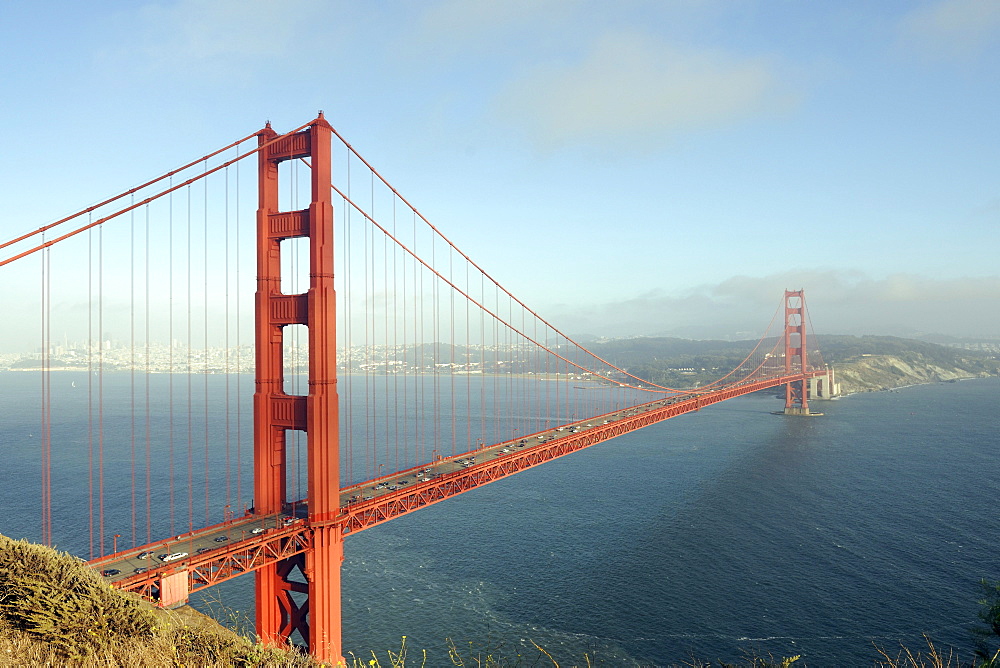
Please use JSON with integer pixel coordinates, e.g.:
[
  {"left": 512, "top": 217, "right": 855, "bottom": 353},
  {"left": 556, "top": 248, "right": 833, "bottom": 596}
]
[{"left": 832, "top": 353, "right": 988, "bottom": 394}]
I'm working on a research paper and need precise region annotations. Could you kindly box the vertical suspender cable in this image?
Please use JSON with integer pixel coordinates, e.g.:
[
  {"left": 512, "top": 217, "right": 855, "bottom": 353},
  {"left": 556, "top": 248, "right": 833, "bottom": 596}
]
[
  {"left": 392, "top": 200, "right": 400, "bottom": 472},
  {"left": 532, "top": 315, "right": 537, "bottom": 432},
  {"left": 449, "top": 246, "right": 455, "bottom": 455},
  {"left": 39, "top": 240, "right": 45, "bottom": 544},
  {"left": 413, "top": 211, "right": 422, "bottom": 465},
  {"left": 386, "top": 198, "right": 394, "bottom": 473},
  {"left": 371, "top": 173, "right": 381, "bottom": 474},
  {"left": 432, "top": 231, "right": 439, "bottom": 459},
  {"left": 399, "top": 198, "right": 407, "bottom": 474},
  {"left": 555, "top": 327, "right": 561, "bottom": 423},
  {"left": 130, "top": 198, "right": 137, "bottom": 549},
  {"left": 505, "top": 292, "right": 511, "bottom": 440},
  {"left": 344, "top": 156, "right": 355, "bottom": 482},
  {"left": 46, "top": 242, "right": 52, "bottom": 546},
  {"left": 98, "top": 223, "right": 105, "bottom": 555},
  {"left": 465, "top": 259, "right": 471, "bottom": 453},
  {"left": 235, "top": 148, "right": 243, "bottom": 510},
  {"left": 363, "top": 168, "right": 371, "bottom": 478},
  {"left": 45, "top": 244, "right": 51, "bottom": 546},
  {"left": 412, "top": 209, "right": 422, "bottom": 460},
  {"left": 186, "top": 184, "right": 193, "bottom": 533},
  {"left": 224, "top": 162, "right": 232, "bottom": 514},
  {"left": 480, "top": 271, "right": 485, "bottom": 445},
  {"left": 521, "top": 307, "right": 526, "bottom": 436},
  {"left": 387, "top": 197, "right": 393, "bottom": 474},
  {"left": 87, "top": 223, "right": 94, "bottom": 558},
  {"left": 39, "top": 243, "right": 45, "bottom": 543},
  {"left": 40, "top": 237, "right": 51, "bottom": 546},
  {"left": 168, "top": 181, "right": 176, "bottom": 537},
  {"left": 203, "top": 161, "right": 210, "bottom": 525},
  {"left": 343, "top": 196, "right": 352, "bottom": 482},
  {"left": 145, "top": 205, "right": 151, "bottom": 544},
  {"left": 493, "top": 275, "right": 498, "bottom": 441}
]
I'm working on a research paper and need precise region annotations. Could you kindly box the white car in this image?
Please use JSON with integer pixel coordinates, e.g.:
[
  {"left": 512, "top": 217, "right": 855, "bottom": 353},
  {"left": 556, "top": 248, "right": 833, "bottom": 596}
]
[{"left": 159, "top": 552, "right": 188, "bottom": 562}]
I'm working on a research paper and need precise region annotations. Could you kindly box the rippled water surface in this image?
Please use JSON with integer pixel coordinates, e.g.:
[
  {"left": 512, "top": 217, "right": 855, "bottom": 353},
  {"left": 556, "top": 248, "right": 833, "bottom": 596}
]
[
  {"left": 2, "top": 374, "right": 998, "bottom": 666},
  {"left": 332, "top": 379, "right": 1000, "bottom": 666}
]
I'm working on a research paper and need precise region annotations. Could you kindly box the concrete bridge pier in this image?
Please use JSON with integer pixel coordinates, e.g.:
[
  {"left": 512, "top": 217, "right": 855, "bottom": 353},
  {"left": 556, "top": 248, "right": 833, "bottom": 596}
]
[
  {"left": 159, "top": 570, "right": 190, "bottom": 608},
  {"left": 783, "top": 405, "right": 820, "bottom": 416},
  {"left": 781, "top": 368, "right": 838, "bottom": 416},
  {"left": 809, "top": 367, "right": 840, "bottom": 400}
]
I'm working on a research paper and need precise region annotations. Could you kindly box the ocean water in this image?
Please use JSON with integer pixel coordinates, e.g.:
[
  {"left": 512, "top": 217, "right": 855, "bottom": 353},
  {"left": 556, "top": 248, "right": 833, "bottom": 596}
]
[
  {"left": 1, "top": 374, "right": 998, "bottom": 666},
  {"left": 325, "top": 378, "right": 1000, "bottom": 666}
]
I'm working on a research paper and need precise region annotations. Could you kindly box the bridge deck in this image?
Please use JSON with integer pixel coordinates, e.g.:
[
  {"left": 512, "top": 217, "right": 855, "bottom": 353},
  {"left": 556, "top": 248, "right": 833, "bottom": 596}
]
[{"left": 91, "top": 372, "right": 823, "bottom": 602}]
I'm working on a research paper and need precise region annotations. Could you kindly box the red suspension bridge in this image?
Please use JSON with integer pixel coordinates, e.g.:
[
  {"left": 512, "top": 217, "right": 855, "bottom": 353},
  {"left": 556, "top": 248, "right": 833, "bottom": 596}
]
[{"left": 0, "top": 114, "right": 833, "bottom": 664}]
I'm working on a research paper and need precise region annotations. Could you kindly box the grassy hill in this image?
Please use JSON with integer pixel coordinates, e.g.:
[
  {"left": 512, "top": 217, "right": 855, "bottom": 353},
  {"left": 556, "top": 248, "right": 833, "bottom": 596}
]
[{"left": 0, "top": 533, "right": 317, "bottom": 667}]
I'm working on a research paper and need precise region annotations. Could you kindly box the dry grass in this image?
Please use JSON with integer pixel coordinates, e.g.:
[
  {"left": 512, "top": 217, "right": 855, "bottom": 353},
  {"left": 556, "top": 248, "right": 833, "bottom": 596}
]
[
  {"left": 345, "top": 635, "right": 583, "bottom": 668},
  {"left": 873, "top": 634, "right": 999, "bottom": 668},
  {"left": 0, "top": 533, "right": 318, "bottom": 667},
  {"left": 3, "top": 534, "right": 996, "bottom": 667}
]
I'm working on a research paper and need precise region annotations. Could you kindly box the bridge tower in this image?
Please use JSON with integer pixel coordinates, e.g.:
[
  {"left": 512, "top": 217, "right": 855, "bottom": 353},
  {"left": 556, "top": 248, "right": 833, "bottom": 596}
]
[
  {"left": 254, "top": 114, "right": 344, "bottom": 664},
  {"left": 783, "top": 289, "right": 811, "bottom": 415}
]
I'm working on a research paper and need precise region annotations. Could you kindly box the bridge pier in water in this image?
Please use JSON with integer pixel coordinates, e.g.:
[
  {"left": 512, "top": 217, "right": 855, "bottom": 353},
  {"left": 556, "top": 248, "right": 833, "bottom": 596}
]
[
  {"left": 810, "top": 367, "right": 839, "bottom": 399},
  {"left": 782, "top": 289, "right": 824, "bottom": 416},
  {"left": 254, "top": 114, "right": 345, "bottom": 665}
]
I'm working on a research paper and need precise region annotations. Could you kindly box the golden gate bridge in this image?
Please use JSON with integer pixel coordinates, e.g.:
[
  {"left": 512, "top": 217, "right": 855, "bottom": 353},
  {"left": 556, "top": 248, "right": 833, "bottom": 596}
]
[{"left": 0, "top": 113, "right": 833, "bottom": 664}]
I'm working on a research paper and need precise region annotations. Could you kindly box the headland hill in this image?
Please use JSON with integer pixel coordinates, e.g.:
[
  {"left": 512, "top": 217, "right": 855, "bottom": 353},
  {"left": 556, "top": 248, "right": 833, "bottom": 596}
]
[{"left": 2, "top": 335, "right": 997, "bottom": 397}]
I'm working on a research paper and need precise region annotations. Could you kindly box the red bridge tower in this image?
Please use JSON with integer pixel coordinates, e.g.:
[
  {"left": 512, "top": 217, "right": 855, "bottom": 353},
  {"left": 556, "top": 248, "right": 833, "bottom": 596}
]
[
  {"left": 254, "top": 114, "right": 344, "bottom": 664},
  {"left": 783, "top": 289, "right": 811, "bottom": 415}
]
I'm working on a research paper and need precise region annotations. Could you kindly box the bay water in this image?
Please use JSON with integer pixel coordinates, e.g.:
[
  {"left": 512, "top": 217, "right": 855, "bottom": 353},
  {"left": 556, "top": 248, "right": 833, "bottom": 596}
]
[{"left": 1, "top": 372, "right": 997, "bottom": 665}]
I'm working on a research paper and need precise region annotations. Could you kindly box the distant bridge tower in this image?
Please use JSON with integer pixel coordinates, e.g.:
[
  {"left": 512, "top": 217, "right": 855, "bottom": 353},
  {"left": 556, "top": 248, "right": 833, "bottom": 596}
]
[
  {"left": 783, "top": 289, "right": 812, "bottom": 415},
  {"left": 254, "top": 114, "right": 344, "bottom": 664}
]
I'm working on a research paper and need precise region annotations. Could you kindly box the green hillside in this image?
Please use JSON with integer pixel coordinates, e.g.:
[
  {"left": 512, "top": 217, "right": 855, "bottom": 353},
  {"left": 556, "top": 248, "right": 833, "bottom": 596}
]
[{"left": 585, "top": 335, "right": 999, "bottom": 391}]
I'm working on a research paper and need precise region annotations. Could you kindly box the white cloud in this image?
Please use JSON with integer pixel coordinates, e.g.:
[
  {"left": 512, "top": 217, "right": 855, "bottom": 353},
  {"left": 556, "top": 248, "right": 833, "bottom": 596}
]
[
  {"left": 101, "top": 0, "right": 334, "bottom": 76},
  {"left": 898, "top": 0, "right": 1000, "bottom": 59},
  {"left": 413, "top": 0, "right": 577, "bottom": 47},
  {"left": 493, "top": 31, "right": 796, "bottom": 150},
  {"left": 547, "top": 271, "right": 1000, "bottom": 340}
]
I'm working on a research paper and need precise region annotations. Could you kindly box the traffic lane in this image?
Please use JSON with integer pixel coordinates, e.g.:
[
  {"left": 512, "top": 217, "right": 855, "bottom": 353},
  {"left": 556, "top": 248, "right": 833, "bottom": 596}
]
[
  {"left": 103, "top": 399, "right": 683, "bottom": 575},
  {"left": 104, "top": 409, "right": 666, "bottom": 575},
  {"left": 338, "top": 402, "right": 694, "bottom": 506},
  {"left": 337, "top": 420, "right": 622, "bottom": 505},
  {"left": 97, "top": 514, "right": 290, "bottom": 582}
]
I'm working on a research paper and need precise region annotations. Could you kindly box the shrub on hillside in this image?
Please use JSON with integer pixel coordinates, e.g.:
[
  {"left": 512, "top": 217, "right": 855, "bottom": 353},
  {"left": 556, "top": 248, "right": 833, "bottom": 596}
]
[{"left": 0, "top": 534, "right": 154, "bottom": 659}]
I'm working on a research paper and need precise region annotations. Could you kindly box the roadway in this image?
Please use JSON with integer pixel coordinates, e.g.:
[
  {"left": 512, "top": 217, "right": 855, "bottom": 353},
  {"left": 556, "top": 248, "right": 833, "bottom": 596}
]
[
  {"left": 90, "top": 391, "right": 688, "bottom": 586},
  {"left": 91, "top": 371, "right": 822, "bottom": 597},
  {"left": 90, "top": 512, "right": 296, "bottom": 583},
  {"left": 338, "top": 393, "right": 689, "bottom": 505}
]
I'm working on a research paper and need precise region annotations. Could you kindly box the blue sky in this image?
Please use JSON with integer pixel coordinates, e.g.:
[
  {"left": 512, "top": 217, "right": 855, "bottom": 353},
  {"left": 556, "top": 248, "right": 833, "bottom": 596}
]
[{"left": 2, "top": 0, "right": 998, "bottom": 341}]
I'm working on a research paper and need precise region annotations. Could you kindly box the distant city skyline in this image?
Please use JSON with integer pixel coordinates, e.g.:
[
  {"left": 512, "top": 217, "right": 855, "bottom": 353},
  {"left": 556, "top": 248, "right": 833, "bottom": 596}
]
[{"left": 2, "top": 1, "right": 998, "bottom": 343}]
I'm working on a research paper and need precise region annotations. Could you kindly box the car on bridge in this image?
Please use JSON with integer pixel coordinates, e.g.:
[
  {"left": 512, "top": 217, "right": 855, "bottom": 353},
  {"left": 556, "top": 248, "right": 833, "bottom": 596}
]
[
  {"left": 159, "top": 552, "right": 188, "bottom": 562},
  {"left": 101, "top": 568, "right": 121, "bottom": 577}
]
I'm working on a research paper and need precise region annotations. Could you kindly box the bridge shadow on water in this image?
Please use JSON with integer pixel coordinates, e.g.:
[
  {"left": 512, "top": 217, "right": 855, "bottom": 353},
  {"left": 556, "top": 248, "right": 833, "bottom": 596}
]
[{"left": 291, "top": 383, "right": 996, "bottom": 667}]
